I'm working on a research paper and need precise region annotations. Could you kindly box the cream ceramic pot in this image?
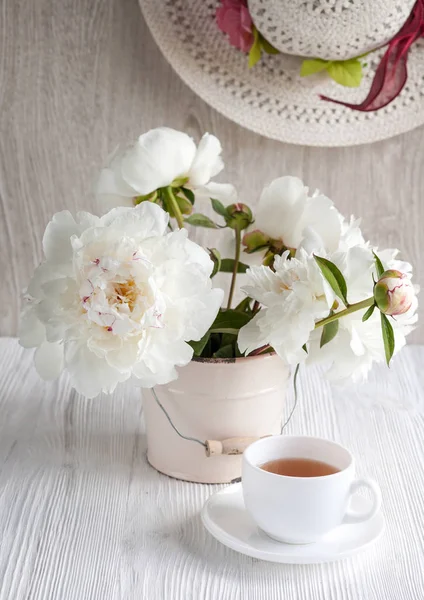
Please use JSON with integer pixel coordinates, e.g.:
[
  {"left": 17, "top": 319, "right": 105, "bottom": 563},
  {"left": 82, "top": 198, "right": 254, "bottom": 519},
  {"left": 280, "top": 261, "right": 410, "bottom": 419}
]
[{"left": 143, "top": 354, "right": 290, "bottom": 483}]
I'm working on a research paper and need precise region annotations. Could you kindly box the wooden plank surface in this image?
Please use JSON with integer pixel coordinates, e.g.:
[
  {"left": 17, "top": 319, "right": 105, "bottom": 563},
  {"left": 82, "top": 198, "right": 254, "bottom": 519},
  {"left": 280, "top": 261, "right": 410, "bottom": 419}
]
[
  {"left": 1, "top": 338, "right": 424, "bottom": 599},
  {"left": 0, "top": 0, "right": 423, "bottom": 340}
]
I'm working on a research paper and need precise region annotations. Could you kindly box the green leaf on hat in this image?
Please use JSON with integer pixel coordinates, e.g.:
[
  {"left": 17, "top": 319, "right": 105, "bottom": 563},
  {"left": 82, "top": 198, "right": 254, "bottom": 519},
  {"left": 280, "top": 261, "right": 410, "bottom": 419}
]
[
  {"left": 259, "top": 35, "right": 279, "bottom": 55},
  {"left": 184, "top": 213, "right": 218, "bottom": 228},
  {"left": 326, "top": 59, "right": 363, "bottom": 88},
  {"left": 314, "top": 255, "right": 349, "bottom": 307},
  {"left": 381, "top": 312, "right": 395, "bottom": 366},
  {"left": 300, "top": 58, "right": 329, "bottom": 77},
  {"left": 248, "top": 27, "right": 262, "bottom": 68}
]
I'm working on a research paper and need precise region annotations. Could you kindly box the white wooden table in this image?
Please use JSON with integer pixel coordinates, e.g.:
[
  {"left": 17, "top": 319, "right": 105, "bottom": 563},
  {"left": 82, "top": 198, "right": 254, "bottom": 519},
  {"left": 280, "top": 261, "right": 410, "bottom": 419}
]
[{"left": 1, "top": 337, "right": 424, "bottom": 599}]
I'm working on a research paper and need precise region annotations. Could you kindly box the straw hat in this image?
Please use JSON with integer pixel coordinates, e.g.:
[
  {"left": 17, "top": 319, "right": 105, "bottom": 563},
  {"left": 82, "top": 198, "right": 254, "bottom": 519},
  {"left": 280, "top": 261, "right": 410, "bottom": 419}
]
[{"left": 139, "top": 0, "right": 424, "bottom": 146}]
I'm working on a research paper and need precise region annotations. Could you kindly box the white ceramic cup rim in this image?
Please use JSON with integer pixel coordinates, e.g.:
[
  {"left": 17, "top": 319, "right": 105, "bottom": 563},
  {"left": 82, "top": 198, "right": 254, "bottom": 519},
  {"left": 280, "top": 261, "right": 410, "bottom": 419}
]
[{"left": 244, "top": 435, "right": 354, "bottom": 481}]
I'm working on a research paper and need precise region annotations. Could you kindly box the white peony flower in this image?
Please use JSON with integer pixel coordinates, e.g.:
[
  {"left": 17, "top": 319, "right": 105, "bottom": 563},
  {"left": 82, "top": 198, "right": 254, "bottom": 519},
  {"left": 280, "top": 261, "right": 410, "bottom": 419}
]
[
  {"left": 254, "top": 176, "right": 343, "bottom": 253},
  {"left": 237, "top": 238, "right": 417, "bottom": 383},
  {"left": 19, "top": 203, "right": 224, "bottom": 398},
  {"left": 238, "top": 250, "right": 331, "bottom": 365},
  {"left": 306, "top": 246, "right": 418, "bottom": 383},
  {"left": 96, "top": 127, "right": 236, "bottom": 212}
]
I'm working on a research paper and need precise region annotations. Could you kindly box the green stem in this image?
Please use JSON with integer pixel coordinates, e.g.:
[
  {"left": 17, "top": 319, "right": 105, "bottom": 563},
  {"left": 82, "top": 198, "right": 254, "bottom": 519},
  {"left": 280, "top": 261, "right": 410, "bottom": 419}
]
[
  {"left": 163, "top": 186, "right": 184, "bottom": 229},
  {"left": 227, "top": 227, "right": 241, "bottom": 310},
  {"left": 314, "top": 297, "right": 374, "bottom": 329}
]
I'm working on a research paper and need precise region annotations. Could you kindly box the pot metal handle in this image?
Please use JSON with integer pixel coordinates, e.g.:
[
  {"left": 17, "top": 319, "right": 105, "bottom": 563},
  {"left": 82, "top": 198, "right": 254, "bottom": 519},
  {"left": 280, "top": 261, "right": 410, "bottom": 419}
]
[{"left": 205, "top": 436, "right": 269, "bottom": 457}]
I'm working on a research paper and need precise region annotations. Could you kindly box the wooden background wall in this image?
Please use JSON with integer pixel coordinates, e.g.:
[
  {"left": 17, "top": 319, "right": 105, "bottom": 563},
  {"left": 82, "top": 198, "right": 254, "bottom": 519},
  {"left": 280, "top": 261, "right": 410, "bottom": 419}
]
[{"left": 0, "top": 0, "right": 423, "bottom": 341}]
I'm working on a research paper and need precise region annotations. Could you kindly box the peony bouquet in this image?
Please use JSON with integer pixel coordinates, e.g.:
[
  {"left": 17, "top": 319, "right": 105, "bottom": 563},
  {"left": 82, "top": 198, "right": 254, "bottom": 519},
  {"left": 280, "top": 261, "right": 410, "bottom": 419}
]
[{"left": 20, "top": 127, "right": 418, "bottom": 397}]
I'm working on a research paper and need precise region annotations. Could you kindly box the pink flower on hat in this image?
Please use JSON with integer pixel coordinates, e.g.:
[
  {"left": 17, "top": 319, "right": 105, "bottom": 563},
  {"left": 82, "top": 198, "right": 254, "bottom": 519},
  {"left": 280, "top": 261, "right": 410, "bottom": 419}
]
[{"left": 216, "top": 0, "right": 254, "bottom": 53}]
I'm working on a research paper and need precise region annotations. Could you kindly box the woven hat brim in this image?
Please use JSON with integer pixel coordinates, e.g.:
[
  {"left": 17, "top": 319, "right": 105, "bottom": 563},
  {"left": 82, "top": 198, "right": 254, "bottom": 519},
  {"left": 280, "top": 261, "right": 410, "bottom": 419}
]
[{"left": 139, "top": 0, "right": 424, "bottom": 147}]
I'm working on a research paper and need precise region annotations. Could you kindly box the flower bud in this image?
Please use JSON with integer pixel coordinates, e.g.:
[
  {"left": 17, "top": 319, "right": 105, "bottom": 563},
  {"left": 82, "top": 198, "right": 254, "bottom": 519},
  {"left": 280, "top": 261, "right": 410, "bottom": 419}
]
[
  {"left": 242, "top": 229, "right": 270, "bottom": 253},
  {"left": 374, "top": 270, "right": 415, "bottom": 316},
  {"left": 226, "top": 203, "right": 253, "bottom": 231}
]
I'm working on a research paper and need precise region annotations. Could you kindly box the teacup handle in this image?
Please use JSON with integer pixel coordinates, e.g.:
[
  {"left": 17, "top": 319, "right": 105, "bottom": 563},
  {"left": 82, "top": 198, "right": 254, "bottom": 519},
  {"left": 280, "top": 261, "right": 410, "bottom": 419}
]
[{"left": 342, "top": 478, "right": 382, "bottom": 525}]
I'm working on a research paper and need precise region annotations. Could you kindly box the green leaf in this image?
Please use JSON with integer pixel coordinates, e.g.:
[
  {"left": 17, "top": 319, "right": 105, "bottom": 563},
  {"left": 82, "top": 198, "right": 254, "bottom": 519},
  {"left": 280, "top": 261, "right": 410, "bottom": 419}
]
[
  {"left": 208, "top": 248, "right": 221, "bottom": 278},
  {"left": 171, "top": 176, "right": 189, "bottom": 188},
  {"left": 362, "top": 304, "right": 376, "bottom": 322},
  {"left": 209, "top": 309, "right": 251, "bottom": 335},
  {"left": 320, "top": 319, "right": 339, "bottom": 348},
  {"left": 373, "top": 252, "right": 385, "bottom": 279},
  {"left": 213, "top": 344, "right": 234, "bottom": 359},
  {"left": 234, "top": 297, "right": 252, "bottom": 313},
  {"left": 211, "top": 198, "right": 228, "bottom": 217},
  {"left": 326, "top": 59, "right": 363, "bottom": 88},
  {"left": 300, "top": 58, "right": 329, "bottom": 77},
  {"left": 189, "top": 332, "right": 210, "bottom": 356},
  {"left": 221, "top": 333, "right": 238, "bottom": 347},
  {"left": 220, "top": 259, "right": 249, "bottom": 274},
  {"left": 181, "top": 187, "right": 195, "bottom": 205},
  {"left": 302, "top": 343, "right": 308, "bottom": 354},
  {"left": 248, "top": 27, "right": 261, "bottom": 68},
  {"left": 381, "top": 313, "right": 395, "bottom": 366},
  {"left": 314, "top": 255, "right": 349, "bottom": 306},
  {"left": 184, "top": 213, "right": 218, "bottom": 228},
  {"left": 259, "top": 34, "right": 279, "bottom": 55}
]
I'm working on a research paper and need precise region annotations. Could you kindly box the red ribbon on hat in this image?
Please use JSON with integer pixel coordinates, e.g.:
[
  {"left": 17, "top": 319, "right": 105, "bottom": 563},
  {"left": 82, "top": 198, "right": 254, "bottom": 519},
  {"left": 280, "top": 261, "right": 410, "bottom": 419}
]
[{"left": 320, "top": 0, "right": 424, "bottom": 111}]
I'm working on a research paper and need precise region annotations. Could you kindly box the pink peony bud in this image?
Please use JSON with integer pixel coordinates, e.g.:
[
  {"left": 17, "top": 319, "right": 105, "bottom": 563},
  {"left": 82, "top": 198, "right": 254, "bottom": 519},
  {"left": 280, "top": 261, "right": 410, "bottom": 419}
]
[
  {"left": 374, "top": 270, "right": 415, "bottom": 316},
  {"left": 226, "top": 202, "right": 253, "bottom": 230},
  {"left": 216, "top": 0, "right": 254, "bottom": 53}
]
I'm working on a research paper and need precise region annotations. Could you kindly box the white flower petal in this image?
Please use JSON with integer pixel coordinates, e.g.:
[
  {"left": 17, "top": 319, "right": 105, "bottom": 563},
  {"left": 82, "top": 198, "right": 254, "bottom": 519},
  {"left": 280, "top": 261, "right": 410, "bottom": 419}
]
[
  {"left": 133, "top": 363, "right": 178, "bottom": 388},
  {"left": 34, "top": 341, "right": 64, "bottom": 380},
  {"left": 120, "top": 128, "right": 196, "bottom": 194},
  {"left": 183, "top": 288, "right": 224, "bottom": 341},
  {"left": 237, "top": 313, "right": 267, "bottom": 355},
  {"left": 195, "top": 182, "right": 238, "bottom": 205},
  {"left": 105, "top": 339, "right": 140, "bottom": 372},
  {"left": 96, "top": 191, "right": 134, "bottom": 213},
  {"left": 19, "top": 306, "right": 46, "bottom": 348},
  {"left": 42, "top": 211, "right": 99, "bottom": 265},
  {"left": 255, "top": 176, "right": 306, "bottom": 241},
  {"left": 96, "top": 146, "right": 137, "bottom": 198},
  {"left": 27, "top": 263, "right": 63, "bottom": 298},
  {"left": 65, "top": 342, "right": 130, "bottom": 398},
  {"left": 300, "top": 194, "right": 341, "bottom": 253},
  {"left": 133, "top": 339, "right": 192, "bottom": 388},
  {"left": 99, "top": 202, "right": 169, "bottom": 238},
  {"left": 254, "top": 176, "right": 344, "bottom": 254},
  {"left": 188, "top": 133, "right": 224, "bottom": 187}
]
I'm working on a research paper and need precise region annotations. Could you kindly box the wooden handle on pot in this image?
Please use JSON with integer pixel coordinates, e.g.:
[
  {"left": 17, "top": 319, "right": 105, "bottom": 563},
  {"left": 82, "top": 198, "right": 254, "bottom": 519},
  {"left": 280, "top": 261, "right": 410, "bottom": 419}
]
[{"left": 205, "top": 436, "right": 269, "bottom": 457}]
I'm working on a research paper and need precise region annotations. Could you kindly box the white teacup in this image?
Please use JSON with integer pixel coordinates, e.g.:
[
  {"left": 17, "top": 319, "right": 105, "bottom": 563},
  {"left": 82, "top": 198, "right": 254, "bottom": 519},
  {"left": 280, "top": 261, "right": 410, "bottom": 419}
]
[{"left": 242, "top": 435, "right": 382, "bottom": 544}]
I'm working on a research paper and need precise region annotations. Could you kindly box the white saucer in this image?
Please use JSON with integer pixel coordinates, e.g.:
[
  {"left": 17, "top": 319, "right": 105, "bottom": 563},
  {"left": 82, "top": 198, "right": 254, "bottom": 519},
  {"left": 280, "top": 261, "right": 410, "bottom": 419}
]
[{"left": 201, "top": 484, "right": 385, "bottom": 564}]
